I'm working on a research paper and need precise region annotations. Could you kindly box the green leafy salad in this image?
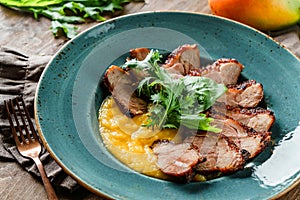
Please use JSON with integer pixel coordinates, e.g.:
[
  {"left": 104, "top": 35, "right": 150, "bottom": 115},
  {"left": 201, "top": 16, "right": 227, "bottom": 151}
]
[
  {"left": 0, "top": 0, "right": 142, "bottom": 38},
  {"left": 121, "top": 50, "right": 227, "bottom": 133}
]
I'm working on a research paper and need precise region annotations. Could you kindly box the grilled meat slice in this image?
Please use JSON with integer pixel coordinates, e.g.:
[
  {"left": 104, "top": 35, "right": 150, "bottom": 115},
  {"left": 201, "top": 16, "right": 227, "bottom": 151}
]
[
  {"left": 199, "top": 58, "right": 244, "bottom": 85},
  {"left": 163, "top": 44, "right": 201, "bottom": 76},
  {"left": 184, "top": 133, "right": 247, "bottom": 174},
  {"left": 152, "top": 140, "right": 205, "bottom": 177},
  {"left": 123, "top": 48, "right": 152, "bottom": 82},
  {"left": 211, "top": 103, "right": 275, "bottom": 132},
  {"left": 129, "top": 47, "right": 150, "bottom": 61},
  {"left": 217, "top": 80, "right": 264, "bottom": 108},
  {"left": 211, "top": 114, "right": 271, "bottom": 159},
  {"left": 103, "top": 65, "right": 125, "bottom": 91},
  {"left": 185, "top": 133, "right": 218, "bottom": 173},
  {"left": 103, "top": 65, "right": 148, "bottom": 116}
]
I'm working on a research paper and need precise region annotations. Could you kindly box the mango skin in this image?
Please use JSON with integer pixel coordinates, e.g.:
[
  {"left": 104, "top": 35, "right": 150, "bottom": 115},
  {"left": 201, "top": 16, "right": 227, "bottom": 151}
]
[{"left": 208, "top": 0, "right": 300, "bottom": 31}]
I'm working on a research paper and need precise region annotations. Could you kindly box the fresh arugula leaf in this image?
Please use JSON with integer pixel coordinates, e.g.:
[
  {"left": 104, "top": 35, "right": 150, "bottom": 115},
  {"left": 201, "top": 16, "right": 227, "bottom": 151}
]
[
  {"left": 181, "top": 76, "right": 227, "bottom": 113},
  {"left": 60, "top": 2, "right": 85, "bottom": 15},
  {"left": 83, "top": 7, "right": 106, "bottom": 21},
  {"left": 180, "top": 114, "right": 221, "bottom": 132},
  {"left": 0, "top": 0, "right": 63, "bottom": 7},
  {"left": 60, "top": 2, "right": 106, "bottom": 21},
  {"left": 0, "top": 0, "right": 143, "bottom": 38},
  {"left": 42, "top": 8, "right": 85, "bottom": 23},
  {"left": 122, "top": 50, "right": 227, "bottom": 133},
  {"left": 51, "top": 20, "right": 78, "bottom": 38}
]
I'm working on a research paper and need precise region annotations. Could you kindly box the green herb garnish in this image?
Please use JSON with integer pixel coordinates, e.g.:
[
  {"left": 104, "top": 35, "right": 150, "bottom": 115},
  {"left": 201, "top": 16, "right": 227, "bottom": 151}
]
[
  {"left": 122, "top": 50, "right": 227, "bottom": 133},
  {"left": 0, "top": 0, "right": 143, "bottom": 38}
]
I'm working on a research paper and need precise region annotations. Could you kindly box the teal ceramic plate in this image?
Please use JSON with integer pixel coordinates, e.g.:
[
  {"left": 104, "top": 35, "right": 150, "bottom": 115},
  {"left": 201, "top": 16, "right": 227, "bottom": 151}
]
[{"left": 35, "top": 11, "right": 300, "bottom": 199}]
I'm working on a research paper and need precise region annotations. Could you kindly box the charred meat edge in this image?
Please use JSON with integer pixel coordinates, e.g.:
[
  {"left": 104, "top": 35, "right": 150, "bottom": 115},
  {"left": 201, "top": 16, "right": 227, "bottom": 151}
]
[
  {"left": 184, "top": 133, "right": 247, "bottom": 174},
  {"left": 199, "top": 58, "right": 244, "bottom": 85},
  {"left": 217, "top": 80, "right": 264, "bottom": 108},
  {"left": 210, "top": 103, "right": 275, "bottom": 132},
  {"left": 162, "top": 44, "right": 201, "bottom": 76},
  {"left": 103, "top": 65, "right": 148, "bottom": 116}
]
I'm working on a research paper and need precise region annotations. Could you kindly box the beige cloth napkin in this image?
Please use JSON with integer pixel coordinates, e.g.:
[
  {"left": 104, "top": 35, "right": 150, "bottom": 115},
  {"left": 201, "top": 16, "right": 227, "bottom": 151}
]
[{"left": 0, "top": 46, "right": 80, "bottom": 192}]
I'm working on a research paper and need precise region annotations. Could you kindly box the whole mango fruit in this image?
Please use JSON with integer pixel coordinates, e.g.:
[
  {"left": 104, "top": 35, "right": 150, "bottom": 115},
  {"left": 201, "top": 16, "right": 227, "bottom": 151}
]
[{"left": 208, "top": 0, "right": 300, "bottom": 31}]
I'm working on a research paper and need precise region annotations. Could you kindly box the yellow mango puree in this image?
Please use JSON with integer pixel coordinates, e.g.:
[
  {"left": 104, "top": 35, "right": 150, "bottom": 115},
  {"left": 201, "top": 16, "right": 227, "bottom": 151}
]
[{"left": 98, "top": 97, "right": 180, "bottom": 179}]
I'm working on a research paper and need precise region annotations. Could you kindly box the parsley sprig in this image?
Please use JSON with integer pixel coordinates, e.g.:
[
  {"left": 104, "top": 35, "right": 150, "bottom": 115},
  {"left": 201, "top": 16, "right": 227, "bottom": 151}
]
[
  {"left": 122, "top": 50, "right": 227, "bottom": 132},
  {"left": 0, "top": 0, "right": 143, "bottom": 38}
]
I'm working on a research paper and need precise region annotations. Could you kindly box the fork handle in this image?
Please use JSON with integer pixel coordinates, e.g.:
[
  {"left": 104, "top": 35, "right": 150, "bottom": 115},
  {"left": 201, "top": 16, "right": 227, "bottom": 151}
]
[{"left": 33, "top": 157, "right": 58, "bottom": 200}]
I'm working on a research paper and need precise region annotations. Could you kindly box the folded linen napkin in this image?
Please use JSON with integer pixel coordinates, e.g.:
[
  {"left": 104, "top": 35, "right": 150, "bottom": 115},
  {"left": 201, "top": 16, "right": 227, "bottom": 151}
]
[{"left": 0, "top": 46, "right": 80, "bottom": 192}]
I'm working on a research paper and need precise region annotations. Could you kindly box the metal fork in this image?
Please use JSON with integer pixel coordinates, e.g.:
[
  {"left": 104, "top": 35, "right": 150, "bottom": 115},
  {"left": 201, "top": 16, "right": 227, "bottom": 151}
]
[{"left": 5, "top": 97, "right": 58, "bottom": 200}]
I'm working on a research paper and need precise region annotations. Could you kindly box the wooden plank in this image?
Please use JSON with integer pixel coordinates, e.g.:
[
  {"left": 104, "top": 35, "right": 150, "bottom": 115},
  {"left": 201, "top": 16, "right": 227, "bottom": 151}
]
[{"left": 0, "top": 1, "right": 299, "bottom": 199}]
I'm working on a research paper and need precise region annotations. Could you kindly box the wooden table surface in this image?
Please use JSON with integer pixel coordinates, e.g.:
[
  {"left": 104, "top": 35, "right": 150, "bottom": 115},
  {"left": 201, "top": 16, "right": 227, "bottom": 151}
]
[{"left": 0, "top": 0, "right": 299, "bottom": 199}]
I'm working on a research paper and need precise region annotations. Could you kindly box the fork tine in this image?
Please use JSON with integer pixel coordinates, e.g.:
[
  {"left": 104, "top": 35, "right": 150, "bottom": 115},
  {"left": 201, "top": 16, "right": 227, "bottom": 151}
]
[
  {"left": 5, "top": 99, "right": 22, "bottom": 146},
  {"left": 15, "top": 97, "right": 34, "bottom": 143},
  {"left": 10, "top": 98, "right": 28, "bottom": 144},
  {"left": 11, "top": 98, "right": 26, "bottom": 144},
  {"left": 20, "top": 97, "right": 39, "bottom": 141}
]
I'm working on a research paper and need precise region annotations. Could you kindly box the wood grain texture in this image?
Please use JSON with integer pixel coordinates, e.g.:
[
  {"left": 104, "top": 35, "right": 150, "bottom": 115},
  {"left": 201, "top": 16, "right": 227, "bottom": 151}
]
[{"left": 0, "top": 0, "right": 299, "bottom": 199}]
